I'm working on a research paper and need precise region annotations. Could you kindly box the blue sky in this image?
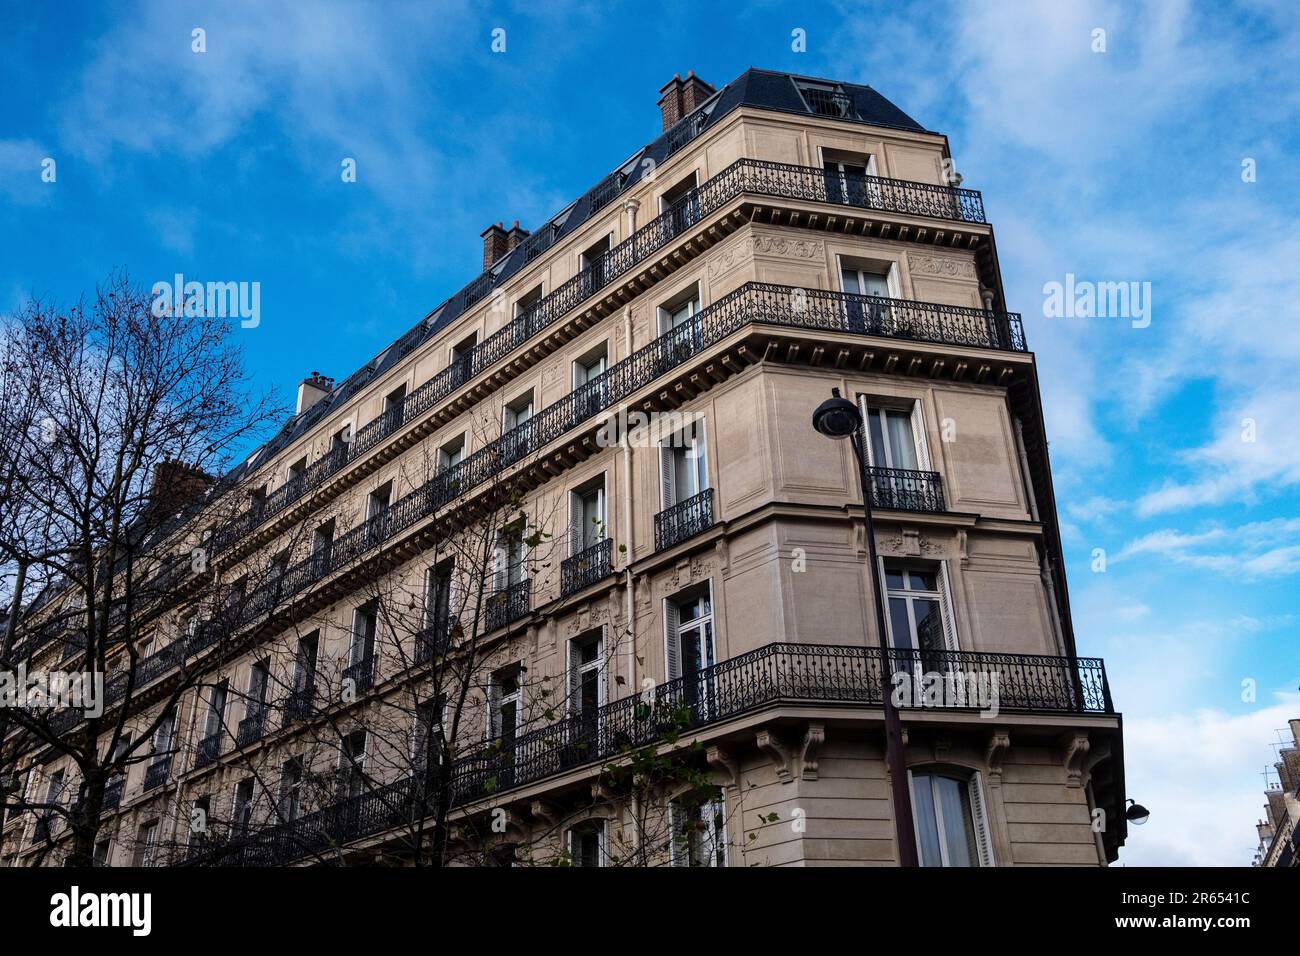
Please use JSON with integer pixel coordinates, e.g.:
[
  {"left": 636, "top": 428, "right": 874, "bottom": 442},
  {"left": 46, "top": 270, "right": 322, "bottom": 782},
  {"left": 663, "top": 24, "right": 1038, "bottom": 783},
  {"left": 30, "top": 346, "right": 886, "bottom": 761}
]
[{"left": 2, "top": 0, "right": 1297, "bottom": 865}]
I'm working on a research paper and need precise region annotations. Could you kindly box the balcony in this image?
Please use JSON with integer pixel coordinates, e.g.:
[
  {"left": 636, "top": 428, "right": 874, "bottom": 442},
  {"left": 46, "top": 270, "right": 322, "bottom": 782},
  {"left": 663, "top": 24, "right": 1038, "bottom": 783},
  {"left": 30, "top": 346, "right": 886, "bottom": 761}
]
[
  {"left": 196, "top": 643, "right": 1110, "bottom": 868},
  {"left": 143, "top": 759, "right": 170, "bottom": 792},
  {"left": 415, "top": 617, "right": 456, "bottom": 665},
  {"left": 342, "top": 656, "right": 375, "bottom": 695},
  {"left": 867, "top": 467, "right": 946, "bottom": 513},
  {"left": 102, "top": 776, "right": 124, "bottom": 812},
  {"left": 195, "top": 733, "right": 221, "bottom": 769},
  {"left": 801, "top": 88, "right": 856, "bottom": 119},
  {"left": 561, "top": 538, "right": 614, "bottom": 596},
  {"left": 284, "top": 686, "right": 315, "bottom": 724},
  {"left": 655, "top": 490, "right": 714, "bottom": 552},
  {"left": 237, "top": 709, "right": 267, "bottom": 748},
  {"left": 486, "top": 580, "right": 530, "bottom": 632}
]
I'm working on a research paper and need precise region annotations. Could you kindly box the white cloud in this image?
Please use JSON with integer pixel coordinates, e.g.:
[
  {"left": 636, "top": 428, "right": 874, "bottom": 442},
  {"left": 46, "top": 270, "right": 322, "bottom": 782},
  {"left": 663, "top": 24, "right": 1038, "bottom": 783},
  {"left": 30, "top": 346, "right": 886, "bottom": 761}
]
[{"left": 1118, "top": 518, "right": 1300, "bottom": 578}]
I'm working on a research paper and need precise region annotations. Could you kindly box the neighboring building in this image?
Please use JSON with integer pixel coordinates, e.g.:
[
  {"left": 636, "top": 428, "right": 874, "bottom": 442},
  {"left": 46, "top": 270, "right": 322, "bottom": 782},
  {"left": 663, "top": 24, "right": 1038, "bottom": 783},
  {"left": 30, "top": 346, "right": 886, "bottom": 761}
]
[
  {"left": 1, "top": 68, "right": 1127, "bottom": 867},
  {"left": 1253, "top": 719, "right": 1299, "bottom": 867}
]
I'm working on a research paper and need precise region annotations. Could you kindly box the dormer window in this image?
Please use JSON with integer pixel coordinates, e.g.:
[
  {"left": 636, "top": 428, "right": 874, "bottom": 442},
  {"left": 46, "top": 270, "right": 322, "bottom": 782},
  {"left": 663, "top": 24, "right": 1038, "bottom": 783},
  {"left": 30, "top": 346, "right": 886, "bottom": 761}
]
[{"left": 796, "top": 81, "right": 856, "bottom": 119}]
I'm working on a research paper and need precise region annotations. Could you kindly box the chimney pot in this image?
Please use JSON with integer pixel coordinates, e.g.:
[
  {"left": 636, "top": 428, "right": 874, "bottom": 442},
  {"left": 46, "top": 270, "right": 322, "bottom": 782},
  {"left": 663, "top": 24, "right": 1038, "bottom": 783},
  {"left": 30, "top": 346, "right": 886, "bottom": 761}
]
[
  {"left": 657, "top": 71, "right": 715, "bottom": 131},
  {"left": 297, "top": 372, "right": 333, "bottom": 414},
  {"left": 480, "top": 222, "right": 510, "bottom": 270}
]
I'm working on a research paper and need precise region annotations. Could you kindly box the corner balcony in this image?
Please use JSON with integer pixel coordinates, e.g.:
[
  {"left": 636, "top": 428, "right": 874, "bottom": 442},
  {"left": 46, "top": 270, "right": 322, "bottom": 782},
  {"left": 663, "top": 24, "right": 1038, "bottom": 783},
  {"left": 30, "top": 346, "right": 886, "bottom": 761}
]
[
  {"left": 195, "top": 643, "right": 1111, "bottom": 868},
  {"left": 654, "top": 489, "right": 715, "bottom": 552},
  {"left": 868, "top": 467, "right": 946, "bottom": 513}
]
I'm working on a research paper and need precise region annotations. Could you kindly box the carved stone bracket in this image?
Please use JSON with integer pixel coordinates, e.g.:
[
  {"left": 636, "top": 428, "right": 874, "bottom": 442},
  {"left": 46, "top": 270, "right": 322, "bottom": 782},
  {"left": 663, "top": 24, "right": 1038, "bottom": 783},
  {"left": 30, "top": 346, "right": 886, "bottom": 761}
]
[
  {"left": 756, "top": 729, "right": 794, "bottom": 783},
  {"left": 530, "top": 799, "right": 560, "bottom": 828},
  {"left": 799, "top": 722, "right": 825, "bottom": 780},
  {"left": 1061, "top": 732, "right": 1090, "bottom": 789},
  {"left": 591, "top": 779, "right": 618, "bottom": 807},
  {"left": 985, "top": 729, "right": 1011, "bottom": 786},
  {"left": 707, "top": 745, "right": 741, "bottom": 790}
]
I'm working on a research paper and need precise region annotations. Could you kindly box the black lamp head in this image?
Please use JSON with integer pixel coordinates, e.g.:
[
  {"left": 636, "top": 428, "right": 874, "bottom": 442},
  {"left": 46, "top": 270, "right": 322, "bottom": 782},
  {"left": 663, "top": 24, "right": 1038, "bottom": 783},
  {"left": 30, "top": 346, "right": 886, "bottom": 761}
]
[
  {"left": 812, "top": 387, "right": 862, "bottom": 440},
  {"left": 1124, "top": 799, "right": 1150, "bottom": 826}
]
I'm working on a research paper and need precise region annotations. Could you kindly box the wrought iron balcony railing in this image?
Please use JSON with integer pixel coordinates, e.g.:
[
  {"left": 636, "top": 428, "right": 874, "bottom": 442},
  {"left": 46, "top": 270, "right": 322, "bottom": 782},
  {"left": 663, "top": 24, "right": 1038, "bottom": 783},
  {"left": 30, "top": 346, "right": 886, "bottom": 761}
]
[
  {"left": 867, "top": 467, "right": 946, "bottom": 512},
  {"left": 342, "top": 656, "right": 375, "bottom": 695},
  {"left": 195, "top": 643, "right": 1110, "bottom": 867},
  {"left": 205, "top": 160, "right": 988, "bottom": 563},
  {"left": 654, "top": 489, "right": 715, "bottom": 552},
  {"left": 415, "top": 617, "right": 456, "bottom": 665},
  {"left": 284, "top": 686, "right": 315, "bottom": 724},
  {"left": 237, "top": 709, "right": 267, "bottom": 748},
  {"left": 561, "top": 538, "right": 614, "bottom": 596},
  {"left": 486, "top": 580, "right": 531, "bottom": 632},
  {"left": 195, "top": 733, "right": 221, "bottom": 769},
  {"left": 101, "top": 776, "right": 124, "bottom": 812},
  {"left": 801, "top": 88, "right": 856, "bottom": 119},
  {"left": 143, "top": 759, "right": 170, "bottom": 792}
]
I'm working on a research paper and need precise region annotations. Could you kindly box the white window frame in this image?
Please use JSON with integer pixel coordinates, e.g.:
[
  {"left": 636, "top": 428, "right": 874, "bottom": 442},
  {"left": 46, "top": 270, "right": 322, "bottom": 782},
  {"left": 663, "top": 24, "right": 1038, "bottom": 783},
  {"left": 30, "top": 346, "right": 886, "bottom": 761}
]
[
  {"left": 663, "top": 581, "right": 716, "bottom": 684},
  {"left": 502, "top": 389, "right": 535, "bottom": 431},
  {"left": 569, "top": 818, "right": 607, "bottom": 867},
  {"left": 566, "top": 626, "right": 606, "bottom": 718},
  {"left": 669, "top": 789, "right": 727, "bottom": 867},
  {"left": 487, "top": 667, "right": 523, "bottom": 740},
  {"left": 657, "top": 420, "right": 708, "bottom": 510},
  {"left": 569, "top": 480, "right": 607, "bottom": 557},
  {"left": 907, "top": 769, "right": 994, "bottom": 867},
  {"left": 572, "top": 342, "right": 609, "bottom": 389},
  {"left": 855, "top": 395, "right": 932, "bottom": 472}
]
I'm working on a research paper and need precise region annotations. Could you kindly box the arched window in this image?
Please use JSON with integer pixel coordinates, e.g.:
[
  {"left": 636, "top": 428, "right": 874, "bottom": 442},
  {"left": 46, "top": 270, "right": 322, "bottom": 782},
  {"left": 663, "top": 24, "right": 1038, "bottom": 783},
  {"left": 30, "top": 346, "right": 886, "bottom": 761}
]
[{"left": 908, "top": 769, "right": 993, "bottom": 867}]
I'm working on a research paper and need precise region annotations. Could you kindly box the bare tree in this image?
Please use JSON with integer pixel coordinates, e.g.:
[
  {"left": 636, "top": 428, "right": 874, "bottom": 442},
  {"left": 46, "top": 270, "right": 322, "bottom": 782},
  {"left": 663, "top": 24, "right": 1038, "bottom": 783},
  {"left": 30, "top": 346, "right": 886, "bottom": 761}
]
[{"left": 0, "top": 270, "right": 282, "bottom": 866}]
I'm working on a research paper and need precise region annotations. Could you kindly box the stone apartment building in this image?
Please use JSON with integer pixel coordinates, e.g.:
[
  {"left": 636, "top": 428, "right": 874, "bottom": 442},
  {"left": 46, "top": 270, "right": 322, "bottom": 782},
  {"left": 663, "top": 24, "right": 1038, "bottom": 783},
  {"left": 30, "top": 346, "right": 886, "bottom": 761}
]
[
  {"left": 1, "top": 68, "right": 1127, "bottom": 867},
  {"left": 1253, "top": 719, "right": 1299, "bottom": 868}
]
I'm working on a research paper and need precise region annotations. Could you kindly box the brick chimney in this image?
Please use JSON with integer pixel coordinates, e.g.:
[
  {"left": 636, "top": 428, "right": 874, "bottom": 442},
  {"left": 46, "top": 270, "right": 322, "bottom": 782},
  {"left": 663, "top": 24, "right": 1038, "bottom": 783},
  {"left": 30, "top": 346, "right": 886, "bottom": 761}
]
[
  {"left": 148, "top": 458, "right": 213, "bottom": 519},
  {"left": 481, "top": 222, "right": 509, "bottom": 270},
  {"left": 657, "top": 70, "right": 715, "bottom": 131},
  {"left": 297, "top": 371, "right": 334, "bottom": 415},
  {"left": 506, "top": 220, "right": 530, "bottom": 252}
]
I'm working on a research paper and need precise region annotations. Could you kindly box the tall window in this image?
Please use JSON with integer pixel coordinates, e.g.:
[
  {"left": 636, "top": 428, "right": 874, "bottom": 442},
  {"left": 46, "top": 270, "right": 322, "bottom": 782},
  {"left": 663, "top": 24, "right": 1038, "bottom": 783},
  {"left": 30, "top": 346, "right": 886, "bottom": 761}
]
[
  {"left": 189, "top": 795, "right": 211, "bottom": 852},
  {"left": 658, "top": 422, "right": 707, "bottom": 509},
  {"left": 862, "top": 404, "right": 920, "bottom": 471},
  {"left": 232, "top": 779, "right": 255, "bottom": 835},
  {"left": 659, "top": 173, "right": 699, "bottom": 237},
  {"left": 657, "top": 287, "right": 698, "bottom": 336},
  {"left": 92, "top": 839, "right": 112, "bottom": 867},
  {"left": 489, "top": 667, "right": 522, "bottom": 744},
  {"left": 493, "top": 520, "right": 527, "bottom": 590},
  {"left": 412, "top": 698, "right": 445, "bottom": 772},
  {"left": 312, "top": 519, "right": 335, "bottom": 559},
  {"left": 568, "top": 630, "right": 604, "bottom": 726},
  {"left": 910, "top": 770, "right": 993, "bottom": 867},
  {"left": 151, "top": 710, "right": 176, "bottom": 767},
  {"left": 436, "top": 434, "right": 465, "bottom": 473},
  {"left": 134, "top": 820, "right": 159, "bottom": 867},
  {"left": 292, "top": 632, "right": 319, "bottom": 701},
  {"left": 247, "top": 659, "right": 270, "bottom": 720},
  {"left": 569, "top": 820, "right": 605, "bottom": 867},
  {"left": 579, "top": 236, "right": 611, "bottom": 288},
  {"left": 572, "top": 343, "right": 608, "bottom": 389},
  {"left": 569, "top": 481, "right": 606, "bottom": 555},
  {"left": 382, "top": 383, "right": 407, "bottom": 416},
  {"left": 203, "top": 681, "right": 228, "bottom": 740},
  {"left": 883, "top": 562, "right": 957, "bottom": 663},
  {"left": 278, "top": 758, "right": 304, "bottom": 822},
  {"left": 664, "top": 589, "right": 715, "bottom": 687},
  {"left": 339, "top": 731, "right": 367, "bottom": 800},
  {"left": 366, "top": 481, "right": 393, "bottom": 519},
  {"left": 670, "top": 789, "right": 726, "bottom": 867},
  {"left": 424, "top": 560, "right": 454, "bottom": 634},
  {"left": 503, "top": 390, "right": 535, "bottom": 431},
  {"left": 350, "top": 601, "right": 378, "bottom": 668}
]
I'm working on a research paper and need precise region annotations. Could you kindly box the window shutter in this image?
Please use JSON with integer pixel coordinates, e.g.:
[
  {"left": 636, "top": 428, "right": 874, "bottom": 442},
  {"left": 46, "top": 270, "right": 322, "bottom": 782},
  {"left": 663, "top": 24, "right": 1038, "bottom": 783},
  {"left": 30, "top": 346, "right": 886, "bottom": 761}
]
[
  {"left": 663, "top": 601, "right": 681, "bottom": 681},
  {"left": 597, "top": 624, "right": 608, "bottom": 707},
  {"left": 568, "top": 495, "right": 584, "bottom": 557},
  {"left": 669, "top": 803, "right": 688, "bottom": 866},
  {"left": 910, "top": 400, "right": 932, "bottom": 471},
  {"left": 487, "top": 680, "right": 502, "bottom": 739},
  {"left": 566, "top": 639, "right": 579, "bottom": 716},
  {"left": 906, "top": 769, "right": 923, "bottom": 865},
  {"left": 659, "top": 444, "right": 676, "bottom": 508},
  {"left": 876, "top": 557, "right": 894, "bottom": 649},
  {"left": 856, "top": 395, "right": 877, "bottom": 467},
  {"left": 936, "top": 562, "right": 961, "bottom": 652},
  {"left": 491, "top": 537, "right": 505, "bottom": 592},
  {"left": 968, "top": 772, "right": 995, "bottom": 867}
]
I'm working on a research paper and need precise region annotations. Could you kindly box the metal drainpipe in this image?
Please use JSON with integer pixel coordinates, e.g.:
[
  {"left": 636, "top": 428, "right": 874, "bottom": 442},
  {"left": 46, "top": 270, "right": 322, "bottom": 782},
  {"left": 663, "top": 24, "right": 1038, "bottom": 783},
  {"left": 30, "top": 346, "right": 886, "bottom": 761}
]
[{"left": 620, "top": 306, "right": 637, "bottom": 697}]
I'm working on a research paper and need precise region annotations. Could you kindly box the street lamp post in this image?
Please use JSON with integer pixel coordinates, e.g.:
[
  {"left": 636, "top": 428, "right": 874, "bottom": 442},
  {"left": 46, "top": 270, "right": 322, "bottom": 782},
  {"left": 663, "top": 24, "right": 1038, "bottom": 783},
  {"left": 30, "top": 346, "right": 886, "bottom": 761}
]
[{"left": 812, "top": 387, "right": 920, "bottom": 867}]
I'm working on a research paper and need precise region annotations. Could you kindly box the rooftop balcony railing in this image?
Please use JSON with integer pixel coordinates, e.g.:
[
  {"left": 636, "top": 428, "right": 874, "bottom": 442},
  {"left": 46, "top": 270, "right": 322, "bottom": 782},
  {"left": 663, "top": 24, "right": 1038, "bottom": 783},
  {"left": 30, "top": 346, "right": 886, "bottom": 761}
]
[
  {"left": 561, "top": 538, "right": 614, "bottom": 597},
  {"left": 195, "top": 643, "right": 1110, "bottom": 867},
  {"left": 37, "top": 283, "right": 1025, "bottom": 739},
  {"left": 654, "top": 490, "right": 715, "bottom": 552},
  {"left": 207, "top": 160, "right": 988, "bottom": 561}
]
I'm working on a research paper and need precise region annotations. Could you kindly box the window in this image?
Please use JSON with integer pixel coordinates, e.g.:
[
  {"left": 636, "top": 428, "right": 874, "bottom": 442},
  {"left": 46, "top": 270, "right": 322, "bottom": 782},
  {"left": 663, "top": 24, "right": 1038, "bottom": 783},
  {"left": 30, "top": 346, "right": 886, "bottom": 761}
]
[
  {"left": 909, "top": 770, "right": 993, "bottom": 867},
  {"left": 572, "top": 343, "right": 608, "bottom": 389},
  {"left": 799, "top": 82, "right": 854, "bottom": 118},
  {"left": 232, "top": 779, "right": 255, "bottom": 835},
  {"left": 670, "top": 789, "right": 726, "bottom": 867},
  {"left": 247, "top": 659, "right": 270, "bottom": 720},
  {"left": 382, "top": 383, "right": 407, "bottom": 415},
  {"left": 312, "top": 519, "right": 335, "bottom": 558},
  {"left": 350, "top": 601, "right": 378, "bottom": 668},
  {"left": 884, "top": 562, "right": 958, "bottom": 665},
  {"left": 203, "top": 680, "right": 228, "bottom": 740},
  {"left": 424, "top": 560, "right": 454, "bottom": 634},
  {"left": 287, "top": 456, "right": 307, "bottom": 482},
  {"left": 330, "top": 424, "right": 352, "bottom": 453},
  {"left": 657, "top": 286, "right": 698, "bottom": 336},
  {"left": 489, "top": 667, "right": 522, "bottom": 743},
  {"left": 339, "top": 731, "right": 367, "bottom": 799},
  {"left": 189, "top": 795, "right": 211, "bottom": 852},
  {"left": 292, "top": 632, "right": 319, "bottom": 702},
  {"left": 151, "top": 710, "right": 176, "bottom": 766},
  {"left": 42, "top": 770, "right": 65, "bottom": 838},
  {"left": 664, "top": 589, "right": 715, "bottom": 684},
  {"left": 658, "top": 422, "right": 708, "bottom": 508},
  {"left": 248, "top": 484, "right": 267, "bottom": 512},
  {"left": 569, "top": 481, "right": 606, "bottom": 556},
  {"left": 366, "top": 480, "right": 393, "bottom": 519},
  {"left": 568, "top": 630, "right": 604, "bottom": 726},
  {"left": 856, "top": 399, "right": 931, "bottom": 473},
  {"left": 514, "top": 283, "right": 544, "bottom": 323},
  {"left": 278, "top": 758, "right": 304, "bottom": 822},
  {"left": 493, "top": 520, "right": 527, "bottom": 590},
  {"left": 436, "top": 434, "right": 465, "bottom": 473},
  {"left": 579, "top": 235, "right": 611, "bottom": 288},
  {"left": 840, "top": 263, "right": 892, "bottom": 298},
  {"left": 659, "top": 173, "right": 700, "bottom": 237},
  {"left": 449, "top": 332, "right": 478, "bottom": 380},
  {"left": 412, "top": 698, "right": 445, "bottom": 772},
  {"left": 503, "top": 389, "right": 535, "bottom": 431},
  {"left": 92, "top": 838, "right": 111, "bottom": 867},
  {"left": 133, "top": 820, "right": 159, "bottom": 867},
  {"left": 569, "top": 820, "right": 605, "bottom": 867}
]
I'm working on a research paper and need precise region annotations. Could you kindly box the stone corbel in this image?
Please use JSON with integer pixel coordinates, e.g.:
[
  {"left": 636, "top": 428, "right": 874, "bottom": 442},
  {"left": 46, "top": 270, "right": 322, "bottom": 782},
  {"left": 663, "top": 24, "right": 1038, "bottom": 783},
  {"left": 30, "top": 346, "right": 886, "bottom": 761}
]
[
  {"left": 985, "top": 729, "right": 1010, "bottom": 786},
  {"left": 756, "top": 729, "right": 794, "bottom": 783},
  {"left": 530, "top": 799, "right": 560, "bottom": 828},
  {"left": 1061, "top": 732, "right": 1090, "bottom": 789},
  {"left": 706, "top": 745, "right": 741, "bottom": 790},
  {"left": 799, "top": 722, "right": 825, "bottom": 780},
  {"left": 591, "top": 779, "right": 618, "bottom": 807}
]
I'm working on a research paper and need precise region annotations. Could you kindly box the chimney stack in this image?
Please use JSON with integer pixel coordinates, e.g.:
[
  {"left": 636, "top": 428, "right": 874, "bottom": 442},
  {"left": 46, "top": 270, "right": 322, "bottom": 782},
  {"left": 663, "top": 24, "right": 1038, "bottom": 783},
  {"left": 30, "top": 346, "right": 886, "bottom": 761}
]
[
  {"left": 506, "top": 220, "right": 530, "bottom": 253},
  {"left": 657, "top": 70, "right": 715, "bottom": 131},
  {"left": 297, "top": 371, "right": 333, "bottom": 415},
  {"left": 481, "top": 221, "right": 509, "bottom": 270},
  {"left": 148, "top": 457, "right": 213, "bottom": 518}
]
